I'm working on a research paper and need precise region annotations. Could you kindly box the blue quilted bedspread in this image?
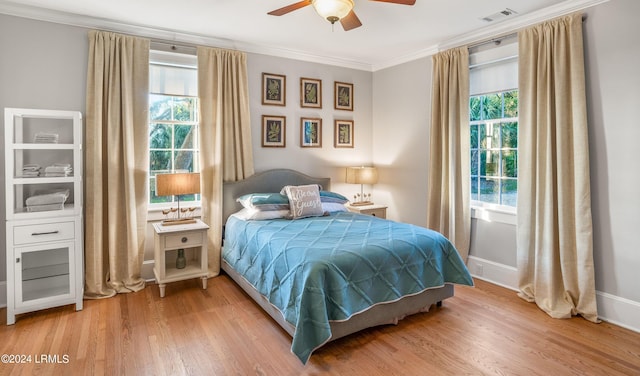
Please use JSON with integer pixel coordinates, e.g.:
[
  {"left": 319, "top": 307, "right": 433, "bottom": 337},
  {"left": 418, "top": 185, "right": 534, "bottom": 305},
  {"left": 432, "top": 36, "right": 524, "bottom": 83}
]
[{"left": 223, "top": 212, "right": 473, "bottom": 363}]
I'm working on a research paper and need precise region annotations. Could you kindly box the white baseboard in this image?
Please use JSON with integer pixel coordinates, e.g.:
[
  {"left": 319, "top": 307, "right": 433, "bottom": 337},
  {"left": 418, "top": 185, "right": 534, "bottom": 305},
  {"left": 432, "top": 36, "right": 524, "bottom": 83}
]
[
  {"left": 596, "top": 290, "right": 640, "bottom": 333},
  {"left": 0, "top": 281, "right": 6, "bottom": 308},
  {"left": 467, "top": 255, "right": 519, "bottom": 291},
  {"left": 467, "top": 255, "right": 640, "bottom": 333},
  {"left": 142, "top": 259, "right": 156, "bottom": 282}
]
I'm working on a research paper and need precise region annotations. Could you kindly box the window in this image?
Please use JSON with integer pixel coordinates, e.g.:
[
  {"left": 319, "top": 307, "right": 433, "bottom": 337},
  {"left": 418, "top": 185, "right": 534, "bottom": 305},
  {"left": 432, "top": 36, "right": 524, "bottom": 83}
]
[
  {"left": 469, "top": 37, "right": 518, "bottom": 211},
  {"left": 470, "top": 91, "right": 518, "bottom": 207},
  {"left": 148, "top": 51, "right": 199, "bottom": 206}
]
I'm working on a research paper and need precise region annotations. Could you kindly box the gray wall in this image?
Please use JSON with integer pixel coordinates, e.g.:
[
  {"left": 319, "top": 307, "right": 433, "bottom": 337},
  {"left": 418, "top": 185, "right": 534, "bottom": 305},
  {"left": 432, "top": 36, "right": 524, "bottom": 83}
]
[
  {"left": 0, "top": 14, "right": 89, "bottom": 284},
  {"left": 246, "top": 53, "right": 374, "bottom": 197},
  {"left": 583, "top": 0, "right": 640, "bottom": 303},
  {"left": 371, "top": 57, "right": 431, "bottom": 226},
  {"left": 373, "top": 0, "right": 640, "bottom": 305}
]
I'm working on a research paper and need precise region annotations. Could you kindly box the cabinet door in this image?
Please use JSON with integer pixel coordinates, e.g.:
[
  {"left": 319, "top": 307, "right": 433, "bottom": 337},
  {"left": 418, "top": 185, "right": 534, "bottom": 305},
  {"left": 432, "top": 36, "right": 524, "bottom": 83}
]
[{"left": 14, "top": 242, "right": 76, "bottom": 308}]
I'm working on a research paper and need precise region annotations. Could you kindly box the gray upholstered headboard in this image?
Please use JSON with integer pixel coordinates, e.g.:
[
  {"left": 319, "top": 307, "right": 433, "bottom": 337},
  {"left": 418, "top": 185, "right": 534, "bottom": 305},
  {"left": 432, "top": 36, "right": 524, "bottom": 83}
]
[{"left": 222, "top": 169, "right": 331, "bottom": 223}]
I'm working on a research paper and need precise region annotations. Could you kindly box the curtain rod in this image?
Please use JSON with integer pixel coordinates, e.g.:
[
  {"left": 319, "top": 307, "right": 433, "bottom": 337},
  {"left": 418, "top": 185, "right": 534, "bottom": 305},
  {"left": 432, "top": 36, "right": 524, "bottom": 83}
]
[
  {"left": 468, "top": 33, "right": 517, "bottom": 50},
  {"left": 467, "top": 14, "right": 587, "bottom": 50}
]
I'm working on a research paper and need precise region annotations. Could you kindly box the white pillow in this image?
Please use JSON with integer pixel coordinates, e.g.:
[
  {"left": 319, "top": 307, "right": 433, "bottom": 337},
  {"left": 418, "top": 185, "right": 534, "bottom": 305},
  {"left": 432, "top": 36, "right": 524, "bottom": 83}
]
[
  {"left": 232, "top": 208, "right": 290, "bottom": 221},
  {"left": 322, "top": 202, "right": 347, "bottom": 213}
]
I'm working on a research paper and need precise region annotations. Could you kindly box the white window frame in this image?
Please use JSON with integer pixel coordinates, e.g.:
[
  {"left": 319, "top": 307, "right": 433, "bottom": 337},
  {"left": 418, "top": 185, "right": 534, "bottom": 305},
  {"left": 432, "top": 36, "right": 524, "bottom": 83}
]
[
  {"left": 147, "top": 50, "right": 201, "bottom": 212},
  {"left": 469, "top": 92, "right": 518, "bottom": 213},
  {"left": 469, "top": 38, "right": 518, "bottom": 224}
]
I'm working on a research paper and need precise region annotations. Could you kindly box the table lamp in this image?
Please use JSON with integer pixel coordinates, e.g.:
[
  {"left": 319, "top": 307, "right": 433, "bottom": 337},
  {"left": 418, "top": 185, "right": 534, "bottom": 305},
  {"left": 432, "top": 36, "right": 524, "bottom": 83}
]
[
  {"left": 156, "top": 172, "right": 200, "bottom": 225},
  {"left": 345, "top": 166, "right": 378, "bottom": 206}
]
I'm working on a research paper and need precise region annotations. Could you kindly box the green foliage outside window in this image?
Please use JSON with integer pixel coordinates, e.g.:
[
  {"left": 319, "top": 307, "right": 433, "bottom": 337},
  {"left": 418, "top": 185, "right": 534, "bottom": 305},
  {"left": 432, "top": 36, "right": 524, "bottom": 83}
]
[
  {"left": 149, "top": 94, "right": 200, "bottom": 204},
  {"left": 470, "top": 90, "right": 518, "bottom": 207}
]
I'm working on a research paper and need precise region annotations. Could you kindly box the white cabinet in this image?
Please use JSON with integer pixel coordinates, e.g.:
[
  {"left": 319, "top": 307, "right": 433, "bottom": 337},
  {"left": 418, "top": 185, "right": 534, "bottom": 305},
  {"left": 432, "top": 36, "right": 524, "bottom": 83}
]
[
  {"left": 7, "top": 217, "right": 82, "bottom": 324},
  {"left": 4, "top": 108, "right": 84, "bottom": 325}
]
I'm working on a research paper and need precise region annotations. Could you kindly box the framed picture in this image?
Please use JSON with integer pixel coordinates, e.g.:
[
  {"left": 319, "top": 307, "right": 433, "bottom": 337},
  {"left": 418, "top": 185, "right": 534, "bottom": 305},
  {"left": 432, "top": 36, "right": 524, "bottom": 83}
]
[
  {"left": 300, "top": 117, "right": 322, "bottom": 148},
  {"left": 262, "top": 115, "right": 286, "bottom": 147},
  {"left": 300, "top": 77, "right": 322, "bottom": 108},
  {"left": 262, "top": 73, "right": 286, "bottom": 106},
  {"left": 334, "top": 81, "right": 354, "bottom": 111},
  {"left": 334, "top": 120, "right": 354, "bottom": 148}
]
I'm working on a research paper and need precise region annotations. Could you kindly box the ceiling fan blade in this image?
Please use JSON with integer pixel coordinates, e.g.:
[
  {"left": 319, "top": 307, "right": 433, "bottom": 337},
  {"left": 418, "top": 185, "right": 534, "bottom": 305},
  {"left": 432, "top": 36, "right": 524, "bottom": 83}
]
[
  {"left": 368, "top": 0, "right": 416, "bottom": 5},
  {"left": 340, "top": 10, "right": 362, "bottom": 31},
  {"left": 268, "top": 1, "right": 313, "bottom": 16}
]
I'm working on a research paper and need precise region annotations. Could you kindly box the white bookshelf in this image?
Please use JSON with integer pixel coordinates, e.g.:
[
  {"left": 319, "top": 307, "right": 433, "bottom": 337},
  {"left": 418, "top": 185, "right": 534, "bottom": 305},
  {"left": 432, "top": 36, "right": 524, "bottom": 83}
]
[{"left": 4, "top": 108, "right": 84, "bottom": 325}]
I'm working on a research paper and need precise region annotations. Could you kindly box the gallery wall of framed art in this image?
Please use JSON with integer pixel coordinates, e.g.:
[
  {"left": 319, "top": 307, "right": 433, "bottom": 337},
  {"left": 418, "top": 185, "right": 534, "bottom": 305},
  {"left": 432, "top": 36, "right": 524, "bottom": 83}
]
[{"left": 260, "top": 72, "right": 355, "bottom": 149}]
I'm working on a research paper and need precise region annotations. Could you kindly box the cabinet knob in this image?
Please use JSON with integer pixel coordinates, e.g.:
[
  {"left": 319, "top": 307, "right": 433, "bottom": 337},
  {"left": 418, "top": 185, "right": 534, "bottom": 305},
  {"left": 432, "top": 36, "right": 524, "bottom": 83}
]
[
  {"left": 16, "top": 257, "right": 20, "bottom": 263},
  {"left": 181, "top": 236, "right": 188, "bottom": 243}
]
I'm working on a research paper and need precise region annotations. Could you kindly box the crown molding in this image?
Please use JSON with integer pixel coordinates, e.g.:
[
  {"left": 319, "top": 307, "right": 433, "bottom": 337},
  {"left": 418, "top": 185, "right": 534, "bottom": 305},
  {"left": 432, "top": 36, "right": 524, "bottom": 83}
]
[
  {"left": 436, "top": 0, "right": 610, "bottom": 52},
  {"left": 0, "top": 1, "right": 374, "bottom": 71},
  {"left": 0, "top": 0, "right": 608, "bottom": 72},
  {"left": 372, "top": 0, "right": 609, "bottom": 71},
  {"left": 371, "top": 45, "right": 440, "bottom": 72}
]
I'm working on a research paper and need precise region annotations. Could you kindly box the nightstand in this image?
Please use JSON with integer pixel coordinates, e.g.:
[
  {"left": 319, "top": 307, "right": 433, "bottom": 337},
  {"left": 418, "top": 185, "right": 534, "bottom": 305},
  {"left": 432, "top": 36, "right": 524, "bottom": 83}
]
[
  {"left": 152, "top": 219, "right": 209, "bottom": 297},
  {"left": 346, "top": 204, "right": 388, "bottom": 219}
]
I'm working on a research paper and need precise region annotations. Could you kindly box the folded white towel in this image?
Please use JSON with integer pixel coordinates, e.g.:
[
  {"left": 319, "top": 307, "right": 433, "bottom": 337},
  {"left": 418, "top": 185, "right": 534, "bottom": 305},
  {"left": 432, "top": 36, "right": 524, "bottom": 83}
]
[
  {"left": 26, "top": 203, "right": 64, "bottom": 212},
  {"left": 45, "top": 166, "right": 73, "bottom": 173},
  {"left": 33, "top": 133, "right": 59, "bottom": 143},
  {"left": 19, "top": 171, "right": 40, "bottom": 177},
  {"left": 22, "top": 164, "right": 41, "bottom": 171},
  {"left": 25, "top": 189, "right": 70, "bottom": 206}
]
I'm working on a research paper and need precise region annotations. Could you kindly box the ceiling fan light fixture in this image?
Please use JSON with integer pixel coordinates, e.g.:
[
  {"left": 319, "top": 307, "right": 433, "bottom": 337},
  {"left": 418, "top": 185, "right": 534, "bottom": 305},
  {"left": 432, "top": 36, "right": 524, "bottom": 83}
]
[{"left": 312, "top": 0, "right": 354, "bottom": 24}]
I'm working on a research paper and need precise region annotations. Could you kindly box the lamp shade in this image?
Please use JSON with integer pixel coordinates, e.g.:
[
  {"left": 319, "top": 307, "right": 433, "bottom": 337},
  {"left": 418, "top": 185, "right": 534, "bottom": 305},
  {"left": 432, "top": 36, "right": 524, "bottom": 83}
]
[
  {"left": 156, "top": 173, "right": 201, "bottom": 196},
  {"left": 312, "top": 0, "right": 354, "bottom": 23},
  {"left": 345, "top": 167, "right": 378, "bottom": 185}
]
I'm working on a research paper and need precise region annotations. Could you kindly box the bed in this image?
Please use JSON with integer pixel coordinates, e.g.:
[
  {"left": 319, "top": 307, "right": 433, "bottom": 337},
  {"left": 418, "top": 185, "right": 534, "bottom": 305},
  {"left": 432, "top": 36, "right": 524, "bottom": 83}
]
[{"left": 221, "top": 169, "right": 473, "bottom": 363}]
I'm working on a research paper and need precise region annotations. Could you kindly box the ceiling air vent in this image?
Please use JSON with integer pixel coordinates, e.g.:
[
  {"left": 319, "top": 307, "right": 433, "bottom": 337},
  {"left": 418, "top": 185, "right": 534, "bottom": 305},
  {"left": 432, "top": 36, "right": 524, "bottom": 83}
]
[{"left": 481, "top": 8, "right": 518, "bottom": 22}]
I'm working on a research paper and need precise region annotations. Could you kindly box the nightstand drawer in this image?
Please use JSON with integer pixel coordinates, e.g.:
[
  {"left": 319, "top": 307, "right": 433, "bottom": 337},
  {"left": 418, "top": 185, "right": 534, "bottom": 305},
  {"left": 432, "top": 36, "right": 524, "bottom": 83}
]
[
  {"left": 13, "top": 221, "right": 75, "bottom": 245},
  {"left": 165, "top": 232, "right": 203, "bottom": 249},
  {"left": 363, "top": 208, "right": 386, "bottom": 218},
  {"left": 347, "top": 204, "right": 387, "bottom": 219}
]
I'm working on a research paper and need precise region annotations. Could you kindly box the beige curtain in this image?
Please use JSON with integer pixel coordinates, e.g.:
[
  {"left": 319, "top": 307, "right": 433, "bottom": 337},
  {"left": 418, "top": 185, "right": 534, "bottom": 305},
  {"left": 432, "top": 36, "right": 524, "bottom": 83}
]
[
  {"left": 84, "top": 30, "right": 150, "bottom": 298},
  {"left": 197, "top": 47, "right": 254, "bottom": 276},
  {"left": 517, "top": 13, "right": 598, "bottom": 322},
  {"left": 426, "top": 46, "right": 471, "bottom": 261}
]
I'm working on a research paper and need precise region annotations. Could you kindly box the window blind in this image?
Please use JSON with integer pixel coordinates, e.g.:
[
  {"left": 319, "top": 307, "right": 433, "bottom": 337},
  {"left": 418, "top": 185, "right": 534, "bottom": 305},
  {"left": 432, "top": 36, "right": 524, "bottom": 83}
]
[
  {"left": 469, "top": 40, "right": 518, "bottom": 95},
  {"left": 149, "top": 50, "right": 197, "bottom": 97}
]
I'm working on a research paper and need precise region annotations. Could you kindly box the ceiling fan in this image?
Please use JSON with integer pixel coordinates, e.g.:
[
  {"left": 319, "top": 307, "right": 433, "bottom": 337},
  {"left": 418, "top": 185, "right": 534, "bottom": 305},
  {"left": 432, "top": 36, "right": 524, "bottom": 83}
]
[{"left": 267, "top": 0, "right": 416, "bottom": 31}]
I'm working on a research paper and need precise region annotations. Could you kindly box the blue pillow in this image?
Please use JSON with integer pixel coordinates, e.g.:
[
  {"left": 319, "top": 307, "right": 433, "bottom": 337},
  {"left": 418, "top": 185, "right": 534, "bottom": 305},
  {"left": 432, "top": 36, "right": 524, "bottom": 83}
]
[
  {"left": 236, "top": 193, "right": 290, "bottom": 211},
  {"left": 237, "top": 191, "right": 348, "bottom": 210},
  {"left": 319, "top": 190, "right": 349, "bottom": 204}
]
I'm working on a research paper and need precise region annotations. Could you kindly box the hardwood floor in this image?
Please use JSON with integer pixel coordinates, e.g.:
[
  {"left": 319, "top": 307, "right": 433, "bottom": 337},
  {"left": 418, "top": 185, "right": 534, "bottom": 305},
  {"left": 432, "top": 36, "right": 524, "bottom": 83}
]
[{"left": 1, "top": 276, "right": 639, "bottom": 375}]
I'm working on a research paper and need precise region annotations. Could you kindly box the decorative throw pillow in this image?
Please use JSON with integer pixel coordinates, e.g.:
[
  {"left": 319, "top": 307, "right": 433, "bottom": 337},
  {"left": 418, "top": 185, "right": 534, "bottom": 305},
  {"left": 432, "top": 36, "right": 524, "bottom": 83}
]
[{"left": 280, "top": 184, "right": 324, "bottom": 219}]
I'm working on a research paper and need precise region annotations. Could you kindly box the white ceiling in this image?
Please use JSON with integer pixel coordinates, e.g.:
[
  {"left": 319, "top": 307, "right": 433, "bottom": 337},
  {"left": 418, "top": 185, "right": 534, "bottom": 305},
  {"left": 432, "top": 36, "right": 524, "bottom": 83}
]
[{"left": 0, "top": 0, "right": 604, "bottom": 71}]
